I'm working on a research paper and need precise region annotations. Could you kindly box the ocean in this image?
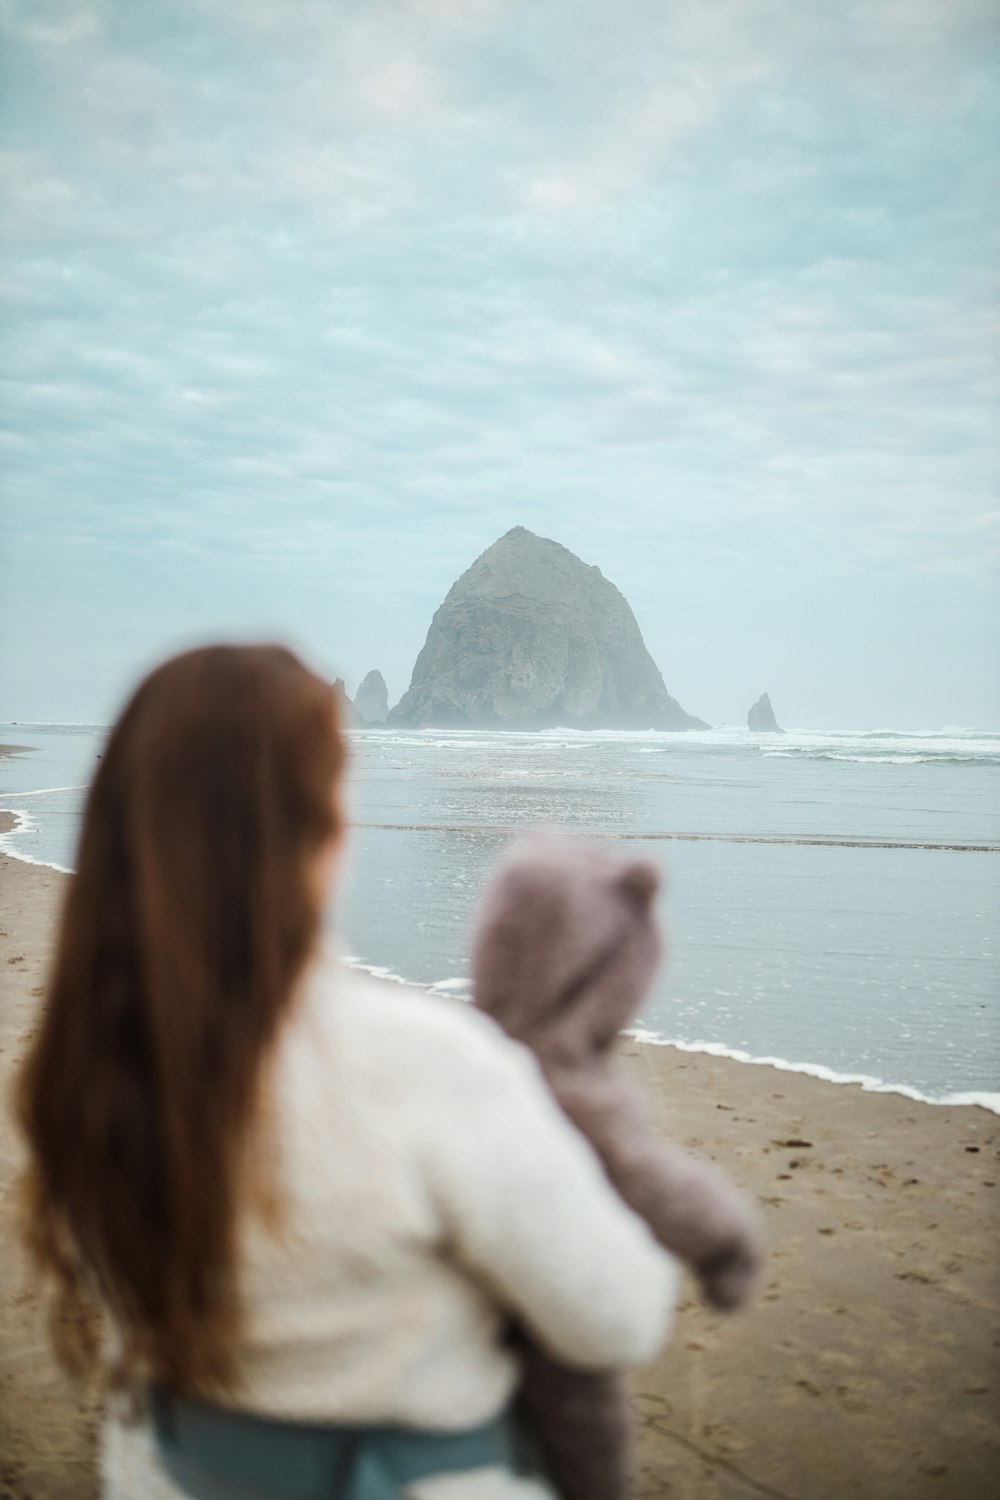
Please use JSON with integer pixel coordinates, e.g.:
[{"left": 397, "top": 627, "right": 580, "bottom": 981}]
[{"left": 2, "top": 721, "right": 998, "bottom": 1111}]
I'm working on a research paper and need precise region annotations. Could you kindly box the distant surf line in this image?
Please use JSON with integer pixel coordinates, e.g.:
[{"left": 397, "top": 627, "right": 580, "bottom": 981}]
[{"left": 356, "top": 822, "right": 999, "bottom": 853}]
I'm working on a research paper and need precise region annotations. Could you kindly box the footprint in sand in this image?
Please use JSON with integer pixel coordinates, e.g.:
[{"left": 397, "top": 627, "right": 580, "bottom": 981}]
[
  {"left": 702, "top": 1420, "right": 751, "bottom": 1456},
  {"left": 632, "top": 1392, "right": 677, "bottom": 1438}
]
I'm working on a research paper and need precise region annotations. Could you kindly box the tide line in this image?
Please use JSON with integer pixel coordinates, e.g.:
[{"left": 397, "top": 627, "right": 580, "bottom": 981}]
[
  {"left": 0, "top": 807, "right": 72, "bottom": 873},
  {"left": 355, "top": 822, "right": 998, "bottom": 853},
  {"left": 0, "top": 785, "right": 87, "bottom": 797},
  {"left": 624, "top": 1029, "right": 1000, "bottom": 1116}
]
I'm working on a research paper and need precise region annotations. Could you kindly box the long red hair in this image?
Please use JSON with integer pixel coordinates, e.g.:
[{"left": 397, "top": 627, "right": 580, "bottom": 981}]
[{"left": 17, "top": 644, "right": 345, "bottom": 1393}]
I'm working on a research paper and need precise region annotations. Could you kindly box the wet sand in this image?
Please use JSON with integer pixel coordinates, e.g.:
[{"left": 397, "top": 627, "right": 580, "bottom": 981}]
[
  {"left": 0, "top": 829, "right": 101, "bottom": 1499},
  {"left": 1, "top": 815, "right": 997, "bottom": 1499}
]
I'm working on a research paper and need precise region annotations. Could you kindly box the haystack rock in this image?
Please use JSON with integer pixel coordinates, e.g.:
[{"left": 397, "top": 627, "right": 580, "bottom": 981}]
[
  {"left": 748, "top": 692, "right": 783, "bottom": 733},
  {"left": 354, "top": 670, "right": 389, "bottom": 723},
  {"left": 389, "top": 527, "right": 706, "bottom": 730}
]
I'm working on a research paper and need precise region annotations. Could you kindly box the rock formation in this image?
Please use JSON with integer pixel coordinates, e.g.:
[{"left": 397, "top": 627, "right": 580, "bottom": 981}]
[
  {"left": 389, "top": 527, "right": 706, "bottom": 730},
  {"left": 748, "top": 692, "right": 783, "bottom": 733},
  {"left": 354, "top": 670, "right": 389, "bottom": 723},
  {"left": 332, "top": 678, "right": 355, "bottom": 723}
]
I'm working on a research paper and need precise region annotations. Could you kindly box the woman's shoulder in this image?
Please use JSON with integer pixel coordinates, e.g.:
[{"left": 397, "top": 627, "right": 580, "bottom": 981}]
[{"left": 298, "top": 947, "right": 533, "bottom": 1092}]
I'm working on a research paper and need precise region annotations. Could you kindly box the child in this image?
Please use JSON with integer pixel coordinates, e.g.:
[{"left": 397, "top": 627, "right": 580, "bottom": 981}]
[{"left": 472, "top": 830, "right": 763, "bottom": 1500}]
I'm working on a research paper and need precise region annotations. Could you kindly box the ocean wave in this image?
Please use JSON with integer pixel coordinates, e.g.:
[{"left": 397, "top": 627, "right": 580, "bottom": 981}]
[
  {"left": 0, "top": 807, "right": 72, "bottom": 873},
  {"left": 353, "top": 724, "right": 1000, "bottom": 765},
  {"left": 342, "top": 956, "right": 473, "bottom": 1002},
  {"left": 622, "top": 1029, "right": 1000, "bottom": 1115},
  {"left": 0, "top": 784, "right": 87, "bottom": 797},
  {"left": 762, "top": 749, "right": 997, "bottom": 766}
]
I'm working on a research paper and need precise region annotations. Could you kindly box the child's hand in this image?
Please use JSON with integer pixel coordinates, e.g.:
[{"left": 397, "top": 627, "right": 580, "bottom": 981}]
[{"left": 695, "top": 1231, "right": 763, "bottom": 1311}]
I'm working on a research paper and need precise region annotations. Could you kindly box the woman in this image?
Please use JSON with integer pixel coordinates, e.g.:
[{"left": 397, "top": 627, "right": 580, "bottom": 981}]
[{"left": 18, "top": 644, "right": 677, "bottom": 1500}]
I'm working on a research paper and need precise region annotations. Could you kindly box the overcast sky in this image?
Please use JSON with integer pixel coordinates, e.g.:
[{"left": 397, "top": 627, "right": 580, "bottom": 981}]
[{"left": 1, "top": 0, "right": 998, "bottom": 729}]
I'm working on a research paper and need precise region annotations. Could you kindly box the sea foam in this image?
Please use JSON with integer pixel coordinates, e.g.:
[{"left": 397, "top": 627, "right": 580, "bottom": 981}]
[
  {"left": 0, "top": 807, "right": 73, "bottom": 874},
  {"left": 623, "top": 1029, "right": 1000, "bottom": 1116}
]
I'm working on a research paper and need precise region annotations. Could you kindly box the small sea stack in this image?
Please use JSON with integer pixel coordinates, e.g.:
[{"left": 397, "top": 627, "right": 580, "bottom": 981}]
[
  {"left": 354, "top": 670, "right": 389, "bottom": 723},
  {"left": 748, "top": 692, "right": 783, "bottom": 733},
  {"left": 333, "top": 678, "right": 356, "bottom": 723}
]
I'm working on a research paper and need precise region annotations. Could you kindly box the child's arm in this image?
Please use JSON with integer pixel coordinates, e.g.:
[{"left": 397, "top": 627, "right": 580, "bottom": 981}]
[{"left": 552, "top": 1067, "right": 764, "bottom": 1311}]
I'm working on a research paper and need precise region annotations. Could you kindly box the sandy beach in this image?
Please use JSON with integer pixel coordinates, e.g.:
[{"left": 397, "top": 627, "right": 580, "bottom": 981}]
[{"left": 1, "top": 810, "right": 997, "bottom": 1500}]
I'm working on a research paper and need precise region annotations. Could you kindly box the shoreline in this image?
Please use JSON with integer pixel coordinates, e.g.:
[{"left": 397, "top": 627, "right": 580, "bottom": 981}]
[
  {"left": 348, "top": 953, "right": 1000, "bottom": 1116},
  {"left": 0, "top": 807, "right": 72, "bottom": 874},
  {"left": 1, "top": 806, "right": 996, "bottom": 1115},
  {"left": 1, "top": 838, "right": 998, "bottom": 1498}
]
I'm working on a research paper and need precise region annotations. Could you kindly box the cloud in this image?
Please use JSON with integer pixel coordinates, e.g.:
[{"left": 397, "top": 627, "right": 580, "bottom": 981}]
[
  {"left": 6, "top": 7, "right": 99, "bottom": 47},
  {"left": 275, "top": 145, "right": 401, "bottom": 222},
  {"left": 0, "top": 150, "right": 77, "bottom": 238},
  {"left": 521, "top": 50, "right": 771, "bottom": 214}
]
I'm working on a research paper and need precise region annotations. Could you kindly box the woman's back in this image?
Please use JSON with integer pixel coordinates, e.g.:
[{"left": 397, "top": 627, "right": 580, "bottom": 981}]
[
  {"left": 106, "top": 951, "right": 677, "bottom": 1497},
  {"left": 240, "top": 953, "right": 674, "bottom": 1423}
]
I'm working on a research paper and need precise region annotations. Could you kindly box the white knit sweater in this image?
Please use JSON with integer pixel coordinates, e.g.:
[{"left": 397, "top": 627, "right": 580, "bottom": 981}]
[{"left": 103, "top": 949, "right": 678, "bottom": 1499}]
